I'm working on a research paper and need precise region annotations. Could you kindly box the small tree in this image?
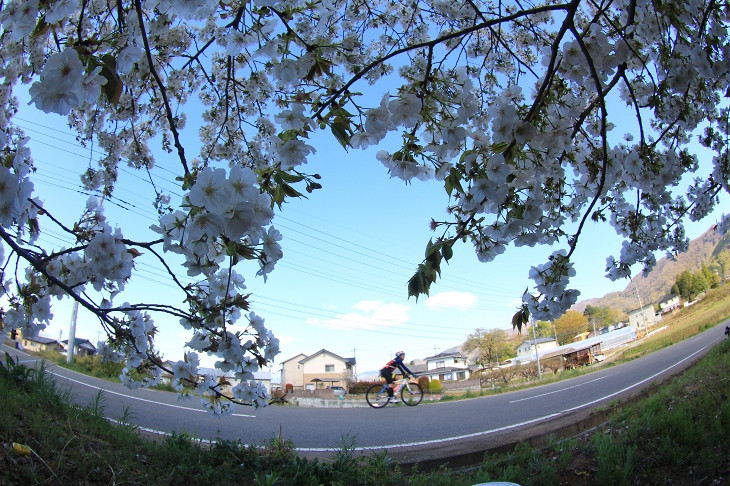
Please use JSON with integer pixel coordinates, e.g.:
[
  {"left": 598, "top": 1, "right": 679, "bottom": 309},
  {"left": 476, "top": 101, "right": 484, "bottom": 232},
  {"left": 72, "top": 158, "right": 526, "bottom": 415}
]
[
  {"left": 339, "top": 370, "right": 354, "bottom": 393},
  {"left": 553, "top": 311, "right": 589, "bottom": 345},
  {"left": 516, "top": 362, "right": 540, "bottom": 381},
  {"left": 462, "top": 328, "right": 514, "bottom": 370},
  {"left": 583, "top": 306, "right": 620, "bottom": 329},
  {"left": 428, "top": 379, "right": 442, "bottom": 394}
]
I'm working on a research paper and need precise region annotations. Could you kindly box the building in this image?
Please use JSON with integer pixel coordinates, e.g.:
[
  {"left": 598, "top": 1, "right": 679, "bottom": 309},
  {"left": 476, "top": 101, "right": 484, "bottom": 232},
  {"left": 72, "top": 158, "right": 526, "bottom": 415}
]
[
  {"left": 280, "top": 352, "right": 308, "bottom": 390},
  {"left": 281, "top": 349, "right": 356, "bottom": 391},
  {"left": 512, "top": 326, "right": 637, "bottom": 365},
  {"left": 515, "top": 337, "right": 559, "bottom": 358},
  {"left": 421, "top": 349, "right": 472, "bottom": 382},
  {"left": 627, "top": 306, "right": 656, "bottom": 332},
  {"left": 658, "top": 294, "right": 681, "bottom": 314},
  {"left": 21, "top": 335, "right": 62, "bottom": 353},
  {"left": 197, "top": 367, "right": 272, "bottom": 394},
  {"left": 62, "top": 338, "right": 97, "bottom": 357}
]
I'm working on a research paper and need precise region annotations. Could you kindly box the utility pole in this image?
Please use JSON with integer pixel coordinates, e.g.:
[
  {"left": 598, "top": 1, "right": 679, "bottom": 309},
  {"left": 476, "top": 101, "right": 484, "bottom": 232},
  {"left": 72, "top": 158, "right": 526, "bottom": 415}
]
[
  {"left": 634, "top": 286, "right": 650, "bottom": 338},
  {"left": 67, "top": 300, "right": 79, "bottom": 364},
  {"left": 352, "top": 346, "right": 357, "bottom": 380},
  {"left": 530, "top": 317, "right": 542, "bottom": 379}
]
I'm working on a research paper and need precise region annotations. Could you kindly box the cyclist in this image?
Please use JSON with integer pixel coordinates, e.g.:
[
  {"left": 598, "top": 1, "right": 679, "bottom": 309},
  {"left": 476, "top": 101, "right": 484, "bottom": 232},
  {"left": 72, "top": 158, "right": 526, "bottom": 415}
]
[{"left": 380, "top": 351, "right": 417, "bottom": 403}]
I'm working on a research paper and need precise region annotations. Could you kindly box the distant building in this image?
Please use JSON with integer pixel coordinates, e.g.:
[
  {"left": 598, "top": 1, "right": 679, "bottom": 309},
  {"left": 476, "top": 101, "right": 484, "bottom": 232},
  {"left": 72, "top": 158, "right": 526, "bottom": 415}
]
[
  {"left": 658, "top": 294, "right": 681, "bottom": 314},
  {"left": 512, "top": 326, "right": 637, "bottom": 365},
  {"left": 516, "top": 337, "right": 559, "bottom": 358},
  {"left": 280, "top": 352, "right": 308, "bottom": 389},
  {"left": 21, "top": 335, "right": 62, "bottom": 353},
  {"left": 280, "top": 349, "right": 356, "bottom": 391},
  {"left": 62, "top": 338, "right": 97, "bottom": 357},
  {"left": 421, "top": 350, "right": 472, "bottom": 382},
  {"left": 627, "top": 306, "right": 656, "bottom": 331},
  {"left": 197, "top": 367, "right": 272, "bottom": 394}
]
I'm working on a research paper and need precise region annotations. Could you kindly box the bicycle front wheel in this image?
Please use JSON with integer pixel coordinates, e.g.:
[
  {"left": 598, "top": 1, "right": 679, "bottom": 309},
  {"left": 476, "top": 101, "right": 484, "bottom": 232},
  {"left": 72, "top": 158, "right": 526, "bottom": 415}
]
[
  {"left": 366, "top": 384, "right": 390, "bottom": 408},
  {"left": 401, "top": 382, "right": 423, "bottom": 406}
]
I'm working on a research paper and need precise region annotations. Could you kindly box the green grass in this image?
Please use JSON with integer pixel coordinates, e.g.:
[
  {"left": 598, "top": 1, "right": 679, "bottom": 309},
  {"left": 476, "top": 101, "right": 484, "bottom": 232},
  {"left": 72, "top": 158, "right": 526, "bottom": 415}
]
[
  {"left": 2, "top": 333, "right": 730, "bottom": 484},
  {"left": 3, "top": 286, "right": 729, "bottom": 484}
]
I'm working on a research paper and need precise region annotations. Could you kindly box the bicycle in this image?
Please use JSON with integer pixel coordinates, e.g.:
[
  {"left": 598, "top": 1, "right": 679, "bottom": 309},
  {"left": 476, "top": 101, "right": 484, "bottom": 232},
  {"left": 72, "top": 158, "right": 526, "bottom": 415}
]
[{"left": 365, "top": 374, "right": 424, "bottom": 408}]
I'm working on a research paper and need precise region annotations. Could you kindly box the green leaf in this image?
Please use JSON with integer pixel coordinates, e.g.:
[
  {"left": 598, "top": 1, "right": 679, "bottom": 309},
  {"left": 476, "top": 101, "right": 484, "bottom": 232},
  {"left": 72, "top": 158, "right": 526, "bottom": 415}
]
[
  {"left": 425, "top": 239, "right": 441, "bottom": 258},
  {"left": 491, "top": 142, "right": 511, "bottom": 154},
  {"left": 445, "top": 168, "right": 464, "bottom": 196},
  {"left": 280, "top": 181, "right": 304, "bottom": 198},
  {"left": 441, "top": 241, "right": 454, "bottom": 261},
  {"left": 32, "top": 16, "right": 50, "bottom": 37},
  {"left": 274, "top": 170, "right": 305, "bottom": 184},
  {"left": 273, "top": 185, "right": 285, "bottom": 209},
  {"left": 407, "top": 274, "right": 421, "bottom": 300},
  {"left": 331, "top": 121, "right": 351, "bottom": 149},
  {"left": 99, "top": 56, "right": 123, "bottom": 104}
]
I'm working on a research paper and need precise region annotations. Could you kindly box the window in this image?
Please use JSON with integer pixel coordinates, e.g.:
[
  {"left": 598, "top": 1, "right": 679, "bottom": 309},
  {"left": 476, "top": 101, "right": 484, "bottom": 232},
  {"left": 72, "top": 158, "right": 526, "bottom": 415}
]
[
  {"left": 325, "top": 364, "right": 335, "bottom": 372},
  {"left": 436, "top": 360, "right": 445, "bottom": 368},
  {"left": 456, "top": 371, "right": 466, "bottom": 380}
]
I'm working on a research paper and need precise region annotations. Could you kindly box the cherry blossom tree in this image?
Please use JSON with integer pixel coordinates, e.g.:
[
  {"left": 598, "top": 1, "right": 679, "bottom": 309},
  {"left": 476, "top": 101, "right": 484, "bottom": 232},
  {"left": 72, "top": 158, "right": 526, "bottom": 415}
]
[{"left": 0, "top": 0, "right": 728, "bottom": 413}]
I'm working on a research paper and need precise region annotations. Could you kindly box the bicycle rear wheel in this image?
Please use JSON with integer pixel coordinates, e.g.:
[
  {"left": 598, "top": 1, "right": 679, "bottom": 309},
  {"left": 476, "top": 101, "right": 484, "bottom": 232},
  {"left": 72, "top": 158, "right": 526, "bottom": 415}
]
[
  {"left": 401, "top": 382, "right": 423, "bottom": 406},
  {"left": 365, "top": 384, "right": 390, "bottom": 408}
]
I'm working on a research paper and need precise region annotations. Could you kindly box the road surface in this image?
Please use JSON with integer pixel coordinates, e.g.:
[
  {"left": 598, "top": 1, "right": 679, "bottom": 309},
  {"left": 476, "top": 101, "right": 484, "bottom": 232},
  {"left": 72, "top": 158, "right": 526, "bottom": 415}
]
[{"left": 4, "top": 320, "right": 727, "bottom": 468}]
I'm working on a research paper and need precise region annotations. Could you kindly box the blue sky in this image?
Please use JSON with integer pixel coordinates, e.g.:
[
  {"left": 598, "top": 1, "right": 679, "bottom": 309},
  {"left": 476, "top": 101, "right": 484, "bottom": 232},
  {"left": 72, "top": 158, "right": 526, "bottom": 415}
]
[{"left": 14, "top": 95, "right": 727, "bottom": 380}]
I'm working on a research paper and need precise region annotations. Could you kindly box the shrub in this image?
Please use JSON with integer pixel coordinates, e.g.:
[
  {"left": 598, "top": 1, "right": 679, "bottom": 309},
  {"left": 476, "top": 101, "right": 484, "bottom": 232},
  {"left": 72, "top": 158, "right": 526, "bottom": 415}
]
[
  {"left": 429, "top": 379, "right": 442, "bottom": 393},
  {"left": 417, "top": 375, "right": 430, "bottom": 389},
  {"left": 348, "top": 380, "right": 381, "bottom": 394}
]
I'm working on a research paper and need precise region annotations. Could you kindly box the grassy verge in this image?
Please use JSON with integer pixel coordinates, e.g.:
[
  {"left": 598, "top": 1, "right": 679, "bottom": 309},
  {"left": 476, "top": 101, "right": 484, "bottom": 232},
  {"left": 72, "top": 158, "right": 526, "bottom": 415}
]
[{"left": 2, "top": 333, "right": 729, "bottom": 484}]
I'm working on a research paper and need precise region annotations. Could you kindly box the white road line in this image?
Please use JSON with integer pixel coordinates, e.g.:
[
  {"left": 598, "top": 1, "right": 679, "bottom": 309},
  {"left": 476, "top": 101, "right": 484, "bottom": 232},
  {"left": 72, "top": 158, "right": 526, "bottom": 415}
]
[
  {"left": 3, "top": 338, "right": 717, "bottom": 452},
  {"left": 509, "top": 375, "right": 609, "bottom": 403},
  {"left": 299, "top": 413, "right": 564, "bottom": 452},
  {"left": 128, "top": 411, "right": 567, "bottom": 452},
  {"left": 51, "top": 372, "right": 257, "bottom": 418},
  {"left": 560, "top": 345, "right": 708, "bottom": 412},
  {"left": 3, "top": 344, "right": 257, "bottom": 418},
  {"left": 315, "top": 345, "right": 709, "bottom": 453}
]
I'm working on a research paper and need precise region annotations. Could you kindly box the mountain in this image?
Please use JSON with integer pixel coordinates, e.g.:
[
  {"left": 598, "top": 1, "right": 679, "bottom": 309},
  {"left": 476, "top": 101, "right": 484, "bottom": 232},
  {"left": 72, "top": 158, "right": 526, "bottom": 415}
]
[{"left": 573, "top": 225, "right": 729, "bottom": 317}]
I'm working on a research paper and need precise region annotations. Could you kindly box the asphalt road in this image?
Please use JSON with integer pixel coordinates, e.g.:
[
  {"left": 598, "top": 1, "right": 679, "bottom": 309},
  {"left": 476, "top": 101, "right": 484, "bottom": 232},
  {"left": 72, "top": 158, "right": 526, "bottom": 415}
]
[{"left": 4, "top": 320, "right": 727, "bottom": 465}]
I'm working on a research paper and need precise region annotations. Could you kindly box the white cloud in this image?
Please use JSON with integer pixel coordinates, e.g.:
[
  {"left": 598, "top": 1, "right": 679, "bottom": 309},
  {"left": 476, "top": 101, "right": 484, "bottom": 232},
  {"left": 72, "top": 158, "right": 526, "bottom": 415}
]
[
  {"left": 305, "top": 300, "right": 411, "bottom": 330},
  {"left": 424, "top": 291, "right": 478, "bottom": 310},
  {"left": 352, "top": 300, "right": 383, "bottom": 312}
]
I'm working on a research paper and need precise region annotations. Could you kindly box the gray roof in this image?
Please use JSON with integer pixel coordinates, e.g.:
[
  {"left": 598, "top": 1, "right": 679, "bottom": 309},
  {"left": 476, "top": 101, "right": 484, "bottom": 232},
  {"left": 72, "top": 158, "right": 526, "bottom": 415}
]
[
  {"left": 298, "top": 349, "right": 356, "bottom": 366},
  {"left": 25, "top": 336, "right": 59, "bottom": 345},
  {"left": 425, "top": 350, "right": 465, "bottom": 361},
  {"left": 519, "top": 337, "right": 558, "bottom": 346}
]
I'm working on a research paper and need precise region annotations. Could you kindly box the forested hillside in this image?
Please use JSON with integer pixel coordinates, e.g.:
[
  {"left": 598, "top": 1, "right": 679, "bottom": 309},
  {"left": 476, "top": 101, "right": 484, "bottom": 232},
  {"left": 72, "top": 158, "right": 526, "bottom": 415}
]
[{"left": 574, "top": 225, "right": 729, "bottom": 317}]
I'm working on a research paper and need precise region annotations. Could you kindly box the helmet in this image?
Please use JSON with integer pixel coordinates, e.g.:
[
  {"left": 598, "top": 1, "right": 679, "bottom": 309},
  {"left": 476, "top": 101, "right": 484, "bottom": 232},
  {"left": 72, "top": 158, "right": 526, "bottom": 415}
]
[{"left": 396, "top": 351, "right": 405, "bottom": 358}]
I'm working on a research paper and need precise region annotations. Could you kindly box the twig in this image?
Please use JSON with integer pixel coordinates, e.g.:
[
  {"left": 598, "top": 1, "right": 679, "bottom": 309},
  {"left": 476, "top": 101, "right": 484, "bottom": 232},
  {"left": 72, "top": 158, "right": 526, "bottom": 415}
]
[
  {"left": 27, "top": 445, "right": 60, "bottom": 483},
  {"left": 55, "top": 433, "right": 78, "bottom": 471}
]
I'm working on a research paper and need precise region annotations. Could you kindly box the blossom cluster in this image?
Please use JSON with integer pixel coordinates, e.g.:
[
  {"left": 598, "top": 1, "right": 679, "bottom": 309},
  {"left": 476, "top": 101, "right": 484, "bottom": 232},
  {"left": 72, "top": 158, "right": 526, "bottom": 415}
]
[{"left": 0, "top": 0, "right": 728, "bottom": 415}]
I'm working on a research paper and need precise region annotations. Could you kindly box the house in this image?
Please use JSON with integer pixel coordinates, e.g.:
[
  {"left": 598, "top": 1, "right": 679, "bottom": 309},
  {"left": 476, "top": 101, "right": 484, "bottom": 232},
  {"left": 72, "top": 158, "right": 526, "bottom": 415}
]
[
  {"left": 62, "top": 338, "right": 97, "bottom": 357},
  {"left": 421, "top": 349, "right": 472, "bottom": 382},
  {"left": 21, "top": 335, "right": 62, "bottom": 353},
  {"left": 280, "top": 352, "right": 308, "bottom": 389},
  {"left": 515, "top": 337, "right": 559, "bottom": 358},
  {"left": 627, "top": 306, "right": 656, "bottom": 332},
  {"left": 658, "top": 294, "right": 681, "bottom": 314},
  {"left": 511, "top": 326, "right": 637, "bottom": 366},
  {"left": 197, "top": 367, "right": 272, "bottom": 395},
  {"left": 282, "top": 349, "right": 356, "bottom": 391}
]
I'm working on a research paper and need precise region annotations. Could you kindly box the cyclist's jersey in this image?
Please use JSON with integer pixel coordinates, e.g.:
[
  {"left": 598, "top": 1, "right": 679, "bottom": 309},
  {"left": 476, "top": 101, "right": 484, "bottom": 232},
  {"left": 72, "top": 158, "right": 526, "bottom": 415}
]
[{"left": 382, "top": 356, "right": 414, "bottom": 376}]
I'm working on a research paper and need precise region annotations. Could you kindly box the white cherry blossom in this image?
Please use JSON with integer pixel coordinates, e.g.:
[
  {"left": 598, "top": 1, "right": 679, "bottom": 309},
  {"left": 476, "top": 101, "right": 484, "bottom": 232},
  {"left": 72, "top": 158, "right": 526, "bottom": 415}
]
[{"left": 0, "top": 0, "right": 727, "bottom": 414}]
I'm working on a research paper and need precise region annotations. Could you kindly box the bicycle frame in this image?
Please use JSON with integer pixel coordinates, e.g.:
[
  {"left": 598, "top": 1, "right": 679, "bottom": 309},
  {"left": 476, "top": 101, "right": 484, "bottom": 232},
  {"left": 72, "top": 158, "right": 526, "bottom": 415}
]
[{"left": 366, "top": 375, "right": 424, "bottom": 408}]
